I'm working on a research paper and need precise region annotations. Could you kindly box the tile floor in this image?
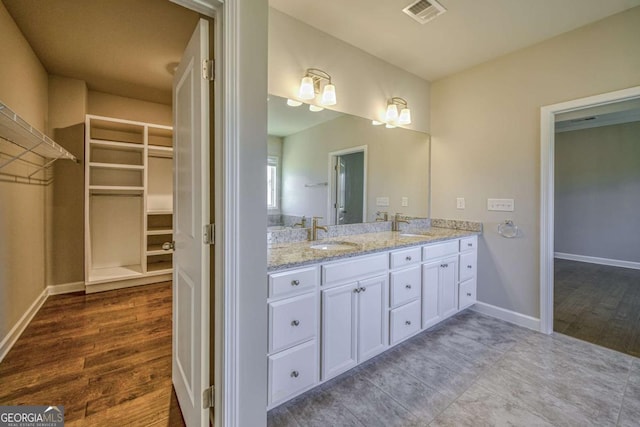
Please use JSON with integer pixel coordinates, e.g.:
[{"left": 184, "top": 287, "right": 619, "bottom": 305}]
[{"left": 268, "top": 310, "right": 640, "bottom": 426}]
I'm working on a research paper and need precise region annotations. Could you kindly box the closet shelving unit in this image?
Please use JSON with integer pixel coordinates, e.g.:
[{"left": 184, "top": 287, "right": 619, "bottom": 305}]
[
  {"left": 85, "top": 115, "right": 173, "bottom": 292},
  {"left": 0, "top": 101, "right": 78, "bottom": 183}
]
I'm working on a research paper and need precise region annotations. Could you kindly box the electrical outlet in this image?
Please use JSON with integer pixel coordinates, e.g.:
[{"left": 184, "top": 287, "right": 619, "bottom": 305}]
[
  {"left": 456, "top": 197, "right": 465, "bottom": 209},
  {"left": 401, "top": 197, "right": 408, "bottom": 207},
  {"left": 376, "top": 197, "right": 390, "bottom": 207},
  {"left": 487, "top": 198, "right": 514, "bottom": 212}
]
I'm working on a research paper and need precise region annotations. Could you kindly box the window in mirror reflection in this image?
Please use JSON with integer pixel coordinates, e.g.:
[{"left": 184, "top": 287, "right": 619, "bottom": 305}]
[{"left": 267, "top": 156, "right": 279, "bottom": 210}]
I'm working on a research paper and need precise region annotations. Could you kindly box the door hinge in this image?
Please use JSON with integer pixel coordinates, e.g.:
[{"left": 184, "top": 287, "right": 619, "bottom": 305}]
[
  {"left": 203, "top": 224, "right": 215, "bottom": 245},
  {"left": 202, "top": 59, "right": 215, "bottom": 81},
  {"left": 202, "top": 385, "right": 215, "bottom": 409}
]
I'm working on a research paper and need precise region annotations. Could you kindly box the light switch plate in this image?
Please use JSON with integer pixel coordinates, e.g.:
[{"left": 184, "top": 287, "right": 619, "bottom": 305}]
[
  {"left": 456, "top": 197, "right": 465, "bottom": 209},
  {"left": 376, "top": 197, "right": 390, "bottom": 207},
  {"left": 401, "top": 197, "right": 408, "bottom": 207},
  {"left": 487, "top": 198, "right": 514, "bottom": 211}
]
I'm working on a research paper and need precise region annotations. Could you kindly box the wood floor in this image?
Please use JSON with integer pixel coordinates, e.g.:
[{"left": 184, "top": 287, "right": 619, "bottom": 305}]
[
  {"left": 554, "top": 258, "right": 640, "bottom": 357},
  {"left": 0, "top": 281, "right": 185, "bottom": 426}
]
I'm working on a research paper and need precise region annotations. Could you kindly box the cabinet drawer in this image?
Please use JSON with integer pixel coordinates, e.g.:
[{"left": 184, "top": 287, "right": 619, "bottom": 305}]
[
  {"left": 389, "top": 247, "right": 421, "bottom": 269},
  {"left": 389, "top": 300, "right": 421, "bottom": 345},
  {"left": 460, "top": 236, "right": 477, "bottom": 252},
  {"left": 269, "top": 266, "right": 318, "bottom": 298},
  {"left": 268, "top": 340, "right": 318, "bottom": 406},
  {"left": 322, "top": 253, "right": 388, "bottom": 287},
  {"left": 269, "top": 293, "right": 317, "bottom": 353},
  {"left": 459, "top": 278, "right": 477, "bottom": 310},
  {"left": 459, "top": 251, "right": 477, "bottom": 282},
  {"left": 423, "top": 240, "right": 458, "bottom": 261},
  {"left": 389, "top": 266, "right": 421, "bottom": 307}
]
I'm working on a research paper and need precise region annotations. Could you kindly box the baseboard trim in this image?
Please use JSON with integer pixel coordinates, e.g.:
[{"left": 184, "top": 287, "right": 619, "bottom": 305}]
[
  {"left": 0, "top": 287, "right": 48, "bottom": 363},
  {"left": 470, "top": 301, "right": 541, "bottom": 332},
  {"left": 554, "top": 252, "right": 640, "bottom": 270},
  {"left": 47, "top": 281, "right": 85, "bottom": 295}
]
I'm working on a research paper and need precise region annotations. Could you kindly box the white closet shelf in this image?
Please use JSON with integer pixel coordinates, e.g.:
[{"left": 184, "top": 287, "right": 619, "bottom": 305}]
[
  {"left": 88, "top": 264, "right": 143, "bottom": 284},
  {"left": 147, "top": 210, "right": 173, "bottom": 215},
  {"left": 89, "top": 139, "right": 144, "bottom": 151},
  {"left": 89, "top": 185, "right": 145, "bottom": 195},
  {"left": 89, "top": 162, "right": 145, "bottom": 170},
  {"left": 147, "top": 247, "right": 173, "bottom": 256},
  {"left": 147, "top": 227, "right": 173, "bottom": 235},
  {"left": 147, "top": 261, "right": 173, "bottom": 274},
  {"left": 0, "top": 101, "right": 77, "bottom": 162},
  {"left": 148, "top": 145, "right": 173, "bottom": 158}
]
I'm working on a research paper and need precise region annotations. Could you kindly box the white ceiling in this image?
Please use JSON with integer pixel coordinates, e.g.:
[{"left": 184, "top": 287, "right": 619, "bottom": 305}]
[
  {"left": 268, "top": 95, "right": 343, "bottom": 137},
  {"left": 3, "top": 0, "right": 200, "bottom": 104},
  {"left": 269, "top": 0, "right": 640, "bottom": 82}
]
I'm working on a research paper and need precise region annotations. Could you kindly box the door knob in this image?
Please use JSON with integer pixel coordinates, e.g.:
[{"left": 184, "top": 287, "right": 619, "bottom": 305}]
[{"left": 162, "top": 241, "right": 175, "bottom": 251}]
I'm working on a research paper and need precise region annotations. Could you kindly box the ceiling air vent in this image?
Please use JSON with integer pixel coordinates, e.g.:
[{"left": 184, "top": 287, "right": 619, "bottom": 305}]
[{"left": 402, "top": 0, "right": 447, "bottom": 24}]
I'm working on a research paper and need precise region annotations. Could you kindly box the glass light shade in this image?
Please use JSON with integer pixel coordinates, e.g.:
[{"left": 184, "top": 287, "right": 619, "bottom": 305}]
[
  {"left": 385, "top": 104, "right": 399, "bottom": 123},
  {"left": 309, "top": 104, "right": 324, "bottom": 112},
  {"left": 398, "top": 108, "right": 412, "bottom": 125},
  {"left": 286, "top": 99, "right": 303, "bottom": 107},
  {"left": 371, "top": 120, "right": 383, "bottom": 126},
  {"left": 298, "top": 76, "right": 315, "bottom": 100},
  {"left": 385, "top": 123, "right": 396, "bottom": 129},
  {"left": 321, "top": 84, "right": 337, "bottom": 106}
]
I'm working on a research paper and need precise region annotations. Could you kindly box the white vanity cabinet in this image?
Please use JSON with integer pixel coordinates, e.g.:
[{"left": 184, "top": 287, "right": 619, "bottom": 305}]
[
  {"left": 458, "top": 236, "right": 478, "bottom": 309},
  {"left": 321, "top": 258, "right": 388, "bottom": 380},
  {"left": 422, "top": 241, "right": 460, "bottom": 329},
  {"left": 388, "top": 248, "right": 422, "bottom": 345},
  {"left": 267, "top": 266, "right": 320, "bottom": 407}
]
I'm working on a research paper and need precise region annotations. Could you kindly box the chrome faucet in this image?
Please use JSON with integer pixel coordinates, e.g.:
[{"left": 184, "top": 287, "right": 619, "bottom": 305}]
[
  {"left": 392, "top": 213, "right": 410, "bottom": 231},
  {"left": 375, "top": 211, "right": 388, "bottom": 222},
  {"left": 312, "top": 216, "right": 328, "bottom": 241},
  {"left": 293, "top": 216, "right": 307, "bottom": 228}
]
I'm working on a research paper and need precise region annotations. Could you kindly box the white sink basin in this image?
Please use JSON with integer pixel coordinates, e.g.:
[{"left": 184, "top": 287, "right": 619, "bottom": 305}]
[
  {"left": 399, "top": 233, "right": 425, "bottom": 237},
  {"left": 309, "top": 242, "right": 358, "bottom": 251}
]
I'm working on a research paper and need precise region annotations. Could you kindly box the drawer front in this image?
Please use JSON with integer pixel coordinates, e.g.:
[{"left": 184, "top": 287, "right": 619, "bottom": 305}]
[
  {"left": 389, "top": 266, "right": 421, "bottom": 307},
  {"left": 460, "top": 236, "right": 477, "bottom": 252},
  {"left": 268, "top": 340, "right": 318, "bottom": 406},
  {"left": 322, "top": 253, "right": 388, "bottom": 287},
  {"left": 459, "top": 278, "right": 477, "bottom": 310},
  {"left": 389, "top": 247, "right": 421, "bottom": 269},
  {"left": 423, "top": 240, "right": 459, "bottom": 261},
  {"left": 459, "top": 251, "right": 477, "bottom": 282},
  {"left": 269, "top": 266, "right": 318, "bottom": 298},
  {"left": 269, "top": 293, "right": 317, "bottom": 353},
  {"left": 389, "top": 300, "right": 421, "bottom": 345}
]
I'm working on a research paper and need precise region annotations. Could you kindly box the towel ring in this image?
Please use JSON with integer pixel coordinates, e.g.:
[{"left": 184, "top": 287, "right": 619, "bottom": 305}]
[{"left": 498, "top": 220, "right": 519, "bottom": 238}]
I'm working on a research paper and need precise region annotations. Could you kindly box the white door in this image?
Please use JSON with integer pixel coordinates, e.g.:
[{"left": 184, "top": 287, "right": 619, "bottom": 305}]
[
  {"left": 356, "top": 275, "right": 387, "bottom": 362},
  {"left": 172, "top": 18, "right": 211, "bottom": 427},
  {"left": 321, "top": 282, "right": 358, "bottom": 380},
  {"left": 422, "top": 261, "right": 441, "bottom": 329},
  {"left": 438, "top": 256, "right": 458, "bottom": 319}
]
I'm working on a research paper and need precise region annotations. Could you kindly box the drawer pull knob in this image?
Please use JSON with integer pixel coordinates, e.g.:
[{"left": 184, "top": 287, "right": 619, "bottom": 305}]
[
  {"left": 441, "top": 263, "right": 448, "bottom": 268},
  {"left": 360, "top": 287, "right": 366, "bottom": 292},
  {"left": 353, "top": 288, "right": 360, "bottom": 293},
  {"left": 291, "top": 320, "right": 300, "bottom": 327},
  {"left": 467, "top": 265, "right": 473, "bottom": 269},
  {"left": 290, "top": 371, "right": 299, "bottom": 378},
  {"left": 405, "top": 256, "right": 412, "bottom": 261},
  {"left": 405, "top": 284, "right": 412, "bottom": 289},
  {"left": 291, "top": 280, "right": 300, "bottom": 286},
  {"left": 467, "top": 292, "right": 472, "bottom": 297},
  {"left": 405, "top": 320, "right": 412, "bottom": 325},
  {"left": 468, "top": 243, "right": 473, "bottom": 247}
]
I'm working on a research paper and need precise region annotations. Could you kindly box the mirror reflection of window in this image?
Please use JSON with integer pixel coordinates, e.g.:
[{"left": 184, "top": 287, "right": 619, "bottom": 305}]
[{"left": 267, "top": 156, "right": 278, "bottom": 210}]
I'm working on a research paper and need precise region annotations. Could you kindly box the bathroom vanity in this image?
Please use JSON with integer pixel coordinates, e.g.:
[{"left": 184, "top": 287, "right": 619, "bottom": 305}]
[{"left": 266, "top": 229, "right": 478, "bottom": 408}]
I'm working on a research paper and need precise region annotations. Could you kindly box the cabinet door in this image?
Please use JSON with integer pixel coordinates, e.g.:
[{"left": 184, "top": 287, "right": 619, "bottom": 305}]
[
  {"left": 422, "top": 261, "right": 441, "bottom": 329},
  {"left": 438, "top": 256, "right": 458, "bottom": 319},
  {"left": 321, "top": 282, "right": 358, "bottom": 380},
  {"left": 357, "top": 275, "right": 388, "bottom": 363}
]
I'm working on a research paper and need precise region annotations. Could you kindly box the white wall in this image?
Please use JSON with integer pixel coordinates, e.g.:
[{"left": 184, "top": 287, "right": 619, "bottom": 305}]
[
  {"left": 268, "top": 8, "right": 430, "bottom": 134},
  {"left": 430, "top": 7, "right": 640, "bottom": 318},
  {"left": 281, "top": 114, "right": 430, "bottom": 221},
  {"left": 555, "top": 121, "right": 640, "bottom": 263}
]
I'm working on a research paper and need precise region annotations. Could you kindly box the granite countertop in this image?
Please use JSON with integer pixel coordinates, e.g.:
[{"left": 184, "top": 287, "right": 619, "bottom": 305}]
[{"left": 268, "top": 227, "right": 479, "bottom": 272}]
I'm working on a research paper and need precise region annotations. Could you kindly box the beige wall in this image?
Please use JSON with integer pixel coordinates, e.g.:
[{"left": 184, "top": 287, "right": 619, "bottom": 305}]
[
  {"left": 269, "top": 8, "right": 431, "bottom": 134},
  {"left": 88, "top": 91, "right": 171, "bottom": 125},
  {"left": 48, "top": 75, "right": 87, "bottom": 134},
  {"left": 281, "top": 114, "right": 430, "bottom": 221},
  {"left": 430, "top": 7, "right": 640, "bottom": 318},
  {"left": 0, "top": 1, "right": 49, "bottom": 351}
]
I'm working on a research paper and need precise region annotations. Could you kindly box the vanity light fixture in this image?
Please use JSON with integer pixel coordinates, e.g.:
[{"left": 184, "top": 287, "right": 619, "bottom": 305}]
[
  {"left": 371, "top": 120, "right": 384, "bottom": 126},
  {"left": 286, "top": 99, "right": 303, "bottom": 107},
  {"left": 298, "top": 68, "right": 337, "bottom": 106},
  {"left": 309, "top": 104, "right": 325, "bottom": 112},
  {"left": 380, "top": 97, "right": 412, "bottom": 127}
]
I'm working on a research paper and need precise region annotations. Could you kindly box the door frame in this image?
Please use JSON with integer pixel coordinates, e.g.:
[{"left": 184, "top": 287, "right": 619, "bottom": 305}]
[
  {"left": 539, "top": 85, "right": 640, "bottom": 334},
  {"left": 327, "top": 145, "right": 368, "bottom": 224}
]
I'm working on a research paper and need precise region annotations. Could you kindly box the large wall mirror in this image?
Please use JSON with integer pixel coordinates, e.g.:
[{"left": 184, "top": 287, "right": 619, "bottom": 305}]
[{"left": 268, "top": 94, "right": 430, "bottom": 227}]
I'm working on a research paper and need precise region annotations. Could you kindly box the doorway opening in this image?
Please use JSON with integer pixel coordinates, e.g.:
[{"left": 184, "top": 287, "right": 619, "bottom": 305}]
[
  {"left": 540, "top": 86, "right": 640, "bottom": 356},
  {"left": 328, "top": 146, "right": 367, "bottom": 225}
]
